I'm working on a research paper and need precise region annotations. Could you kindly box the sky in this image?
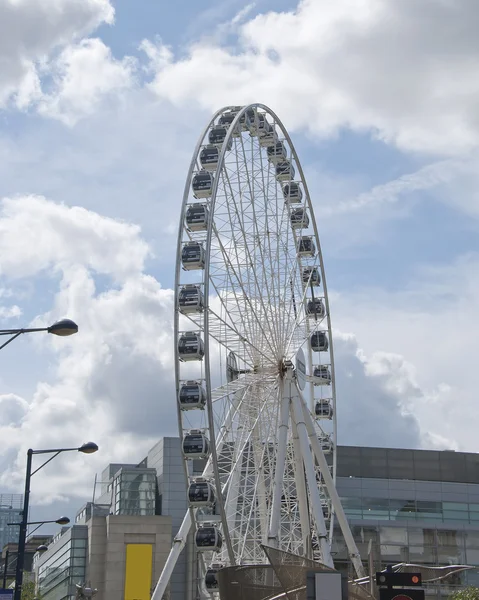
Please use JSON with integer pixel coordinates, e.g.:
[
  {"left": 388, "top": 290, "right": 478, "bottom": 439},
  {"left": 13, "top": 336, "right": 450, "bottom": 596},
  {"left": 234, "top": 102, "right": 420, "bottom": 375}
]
[{"left": 0, "top": 0, "right": 479, "bottom": 527}]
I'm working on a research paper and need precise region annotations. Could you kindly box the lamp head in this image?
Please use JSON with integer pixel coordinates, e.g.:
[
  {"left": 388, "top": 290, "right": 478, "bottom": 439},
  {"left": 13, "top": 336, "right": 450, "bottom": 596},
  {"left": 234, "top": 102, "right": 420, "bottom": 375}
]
[
  {"left": 55, "top": 516, "right": 70, "bottom": 525},
  {"left": 47, "top": 319, "right": 78, "bottom": 337},
  {"left": 78, "top": 442, "right": 98, "bottom": 454}
]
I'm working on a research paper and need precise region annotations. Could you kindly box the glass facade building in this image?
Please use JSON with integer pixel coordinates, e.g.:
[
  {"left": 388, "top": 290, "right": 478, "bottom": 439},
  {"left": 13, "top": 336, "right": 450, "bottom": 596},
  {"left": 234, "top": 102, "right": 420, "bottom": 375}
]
[
  {"left": 334, "top": 446, "right": 479, "bottom": 596},
  {"left": 36, "top": 526, "right": 87, "bottom": 600},
  {"left": 0, "top": 493, "right": 23, "bottom": 552}
]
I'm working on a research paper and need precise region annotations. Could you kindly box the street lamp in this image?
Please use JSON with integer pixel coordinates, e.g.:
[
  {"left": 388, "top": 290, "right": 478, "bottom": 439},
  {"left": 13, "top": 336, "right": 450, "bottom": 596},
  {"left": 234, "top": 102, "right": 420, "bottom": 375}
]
[
  {"left": 14, "top": 443, "right": 98, "bottom": 600},
  {"left": 0, "top": 318, "right": 78, "bottom": 351}
]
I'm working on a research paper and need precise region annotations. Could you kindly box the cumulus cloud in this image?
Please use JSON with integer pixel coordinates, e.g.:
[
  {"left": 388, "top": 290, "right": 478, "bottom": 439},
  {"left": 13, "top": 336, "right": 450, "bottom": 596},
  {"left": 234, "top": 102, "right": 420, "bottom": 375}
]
[
  {"left": 332, "top": 253, "right": 479, "bottom": 452},
  {"left": 0, "top": 195, "right": 175, "bottom": 503},
  {"left": 142, "top": 0, "right": 479, "bottom": 155},
  {"left": 38, "top": 38, "right": 136, "bottom": 125},
  {"left": 0, "top": 0, "right": 114, "bottom": 107},
  {"left": 334, "top": 333, "right": 423, "bottom": 449}
]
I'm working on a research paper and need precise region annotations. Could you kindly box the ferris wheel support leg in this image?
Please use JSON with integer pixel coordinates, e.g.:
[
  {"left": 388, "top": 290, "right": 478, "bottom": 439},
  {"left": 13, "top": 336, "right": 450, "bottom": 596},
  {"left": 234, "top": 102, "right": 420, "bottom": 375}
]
[
  {"left": 300, "top": 400, "right": 366, "bottom": 579},
  {"left": 267, "top": 380, "right": 290, "bottom": 546},
  {"left": 291, "top": 416, "right": 313, "bottom": 557},
  {"left": 151, "top": 511, "right": 192, "bottom": 600},
  {"left": 290, "top": 388, "right": 334, "bottom": 569}
]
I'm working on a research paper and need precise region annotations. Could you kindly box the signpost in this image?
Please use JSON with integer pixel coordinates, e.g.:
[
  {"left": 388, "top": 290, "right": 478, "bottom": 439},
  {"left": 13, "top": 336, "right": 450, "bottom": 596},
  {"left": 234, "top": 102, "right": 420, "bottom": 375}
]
[{"left": 0, "top": 590, "right": 14, "bottom": 600}]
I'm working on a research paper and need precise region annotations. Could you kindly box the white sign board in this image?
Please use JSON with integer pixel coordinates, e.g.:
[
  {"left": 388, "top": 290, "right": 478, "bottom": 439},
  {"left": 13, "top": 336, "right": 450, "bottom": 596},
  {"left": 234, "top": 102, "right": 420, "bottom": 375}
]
[{"left": 314, "top": 572, "right": 342, "bottom": 600}]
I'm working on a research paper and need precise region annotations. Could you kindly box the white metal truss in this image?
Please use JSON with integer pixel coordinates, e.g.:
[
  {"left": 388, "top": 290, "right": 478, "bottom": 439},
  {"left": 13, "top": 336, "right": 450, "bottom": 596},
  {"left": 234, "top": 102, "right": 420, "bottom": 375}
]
[{"left": 152, "top": 104, "right": 365, "bottom": 600}]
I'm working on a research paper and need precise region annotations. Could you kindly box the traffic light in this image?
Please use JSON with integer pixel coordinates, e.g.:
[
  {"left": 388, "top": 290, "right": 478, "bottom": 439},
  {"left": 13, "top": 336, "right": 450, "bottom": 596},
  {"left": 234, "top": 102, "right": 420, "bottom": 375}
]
[{"left": 376, "top": 573, "right": 422, "bottom": 587}]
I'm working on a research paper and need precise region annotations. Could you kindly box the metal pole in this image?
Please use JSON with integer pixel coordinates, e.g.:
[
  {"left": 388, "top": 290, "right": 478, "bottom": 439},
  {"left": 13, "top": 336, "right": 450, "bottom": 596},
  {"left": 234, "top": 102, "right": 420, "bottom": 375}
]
[
  {"left": 14, "top": 449, "right": 33, "bottom": 600},
  {"left": 2, "top": 549, "right": 9, "bottom": 589}
]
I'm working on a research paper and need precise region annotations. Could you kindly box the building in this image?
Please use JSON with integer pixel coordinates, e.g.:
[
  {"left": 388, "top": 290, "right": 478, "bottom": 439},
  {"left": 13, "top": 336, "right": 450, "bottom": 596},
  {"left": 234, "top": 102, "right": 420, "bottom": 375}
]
[
  {"left": 1, "top": 535, "right": 53, "bottom": 587},
  {"left": 0, "top": 494, "right": 23, "bottom": 554},
  {"left": 33, "top": 441, "right": 196, "bottom": 600},
  {"left": 333, "top": 446, "right": 479, "bottom": 595}
]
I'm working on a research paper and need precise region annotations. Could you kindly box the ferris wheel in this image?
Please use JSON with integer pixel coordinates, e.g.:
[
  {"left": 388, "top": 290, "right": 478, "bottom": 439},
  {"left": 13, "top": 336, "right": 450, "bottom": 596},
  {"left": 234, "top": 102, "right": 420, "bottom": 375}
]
[{"left": 152, "top": 104, "right": 365, "bottom": 600}]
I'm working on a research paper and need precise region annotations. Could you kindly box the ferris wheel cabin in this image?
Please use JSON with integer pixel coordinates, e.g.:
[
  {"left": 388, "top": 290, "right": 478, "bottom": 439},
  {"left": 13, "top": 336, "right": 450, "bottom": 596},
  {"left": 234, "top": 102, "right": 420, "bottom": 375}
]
[
  {"left": 178, "top": 331, "right": 205, "bottom": 361},
  {"left": 179, "top": 380, "right": 206, "bottom": 410},
  {"left": 267, "top": 141, "right": 287, "bottom": 164},
  {"left": 195, "top": 525, "right": 223, "bottom": 552},
  {"left": 183, "top": 430, "right": 210, "bottom": 459},
  {"left": 208, "top": 126, "right": 233, "bottom": 149},
  {"left": 283, "top": 181, "right": 303, "bottom": 203},
  {"left": 188, "top": 478, "right": 216, "bottom": 507},
  {"left": 199, "top": 145, "right": 219, "bottom": 171},
  {"left": 205, "top": 564, "right": 224, "bottom": 591},
  {"left": 306, "top": 298, "right": 326, "bottom": 318},
  {"left": 310, "top": 330, "right": 329, "bottom": 352},
  {"left": 178, "top": 285, "right": 204, "bottom": 314},
  {"left": 315, "top": 399, "right": 333, "bottom": 418},
  {"left": 297, "top": 236, "right": 316, "bottom": 257},
  {"left": 302, "top": 266, "right": 321, "bottom": 286},
  {"left": 252, "top": 112, "right": 273, "bottom": 139},
  {"left": 276, "top": 160, "right": 295, "bottom": 182},
  {"left": 290, "top": 208, "right": 310, "bottom": 230},
  {"left": 319, "top": 434, "right": 333, "bottom": 454},
  {"left": 312, "top": 365, "right": 332, "bottom": 385},
  {"left": 192, "top": 170, "right": 214, "bottom": 199},
  {"left": 181, "top": 242, "right": 205, "bottom": 270},
  {"left": 185, "top": 203, "right": 209, "bottom": 232}
]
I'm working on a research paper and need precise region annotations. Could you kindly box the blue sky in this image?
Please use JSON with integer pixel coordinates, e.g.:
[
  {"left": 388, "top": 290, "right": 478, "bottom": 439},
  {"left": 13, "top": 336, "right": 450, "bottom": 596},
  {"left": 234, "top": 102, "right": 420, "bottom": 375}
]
[{"left": 1, "top": 0, "right": 479, "bottom": 525}]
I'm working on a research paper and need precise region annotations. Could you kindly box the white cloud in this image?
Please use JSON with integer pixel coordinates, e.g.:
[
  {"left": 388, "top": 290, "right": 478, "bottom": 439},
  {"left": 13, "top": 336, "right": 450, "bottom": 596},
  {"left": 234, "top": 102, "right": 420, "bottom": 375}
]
[
  {"left": 143, "top": 0, "right": 479, "bottom": 155},
  {"left": 38, "top": 38, "right": 136, "bottom": 125},
  {"left": 0, "top": 0, "right": 114, "bottom": 107},
  {"left": 332, "top": 253, "right": 479, "bottom": 452},
  {"left": 0, "top": 195, "right": 175, "bottom": 503}
]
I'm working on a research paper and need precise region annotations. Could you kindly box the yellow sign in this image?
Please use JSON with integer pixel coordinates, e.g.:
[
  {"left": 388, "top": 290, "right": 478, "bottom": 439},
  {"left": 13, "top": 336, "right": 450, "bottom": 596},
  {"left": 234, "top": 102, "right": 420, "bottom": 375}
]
[{"left": 124, "top": 544, "right": 153, "bottom": 600}]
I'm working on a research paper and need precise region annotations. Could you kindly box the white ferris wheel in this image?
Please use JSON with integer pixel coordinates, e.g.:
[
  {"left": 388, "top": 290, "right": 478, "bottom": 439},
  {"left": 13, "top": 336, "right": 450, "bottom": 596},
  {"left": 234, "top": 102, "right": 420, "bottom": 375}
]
[{"left": 152, "top": 104, "right": 365, "bottom": 600}]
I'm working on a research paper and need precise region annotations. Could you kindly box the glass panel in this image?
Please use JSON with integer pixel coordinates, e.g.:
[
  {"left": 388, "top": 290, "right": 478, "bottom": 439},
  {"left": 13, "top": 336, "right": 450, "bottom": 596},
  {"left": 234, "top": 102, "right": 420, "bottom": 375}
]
[
  {"left": 443, "top": 511, "right": 469, "bottom": 521},
  {"left": 436, "top": 530, "right": 464, "bottom": 546},
  {"left": 466, "top": 532, "right": 479, "bottom": 548},
  {"left": 409, "top": 546, "right": 437, "bottom": 563},
  {"left": 380, "top": 527, "right": 408, "bottom": 545},
  {"left": 409, "top": 528, "right": 437, "bottom": 546},
  {"left": 380, "top": 545, "right": 408, "bottom": 562},
  {"left": 437, "top": 546, "right": 466, "bottom": 563},
  {"left": 443, "top": 502, "right": 468, "bottom": 511}
]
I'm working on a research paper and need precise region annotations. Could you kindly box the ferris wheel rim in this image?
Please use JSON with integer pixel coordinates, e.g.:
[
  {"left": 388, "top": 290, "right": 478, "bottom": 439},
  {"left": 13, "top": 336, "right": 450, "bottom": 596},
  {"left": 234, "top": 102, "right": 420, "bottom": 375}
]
[{"left": 174, "top": 103, "right": 338, "bottom": 569}]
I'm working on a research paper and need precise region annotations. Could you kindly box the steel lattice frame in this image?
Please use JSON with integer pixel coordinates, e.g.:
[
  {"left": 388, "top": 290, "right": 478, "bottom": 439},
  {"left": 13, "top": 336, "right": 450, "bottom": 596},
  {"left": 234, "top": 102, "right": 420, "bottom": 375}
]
[{"left": 152, "top": 104, "right": 365, "bottom": 600}]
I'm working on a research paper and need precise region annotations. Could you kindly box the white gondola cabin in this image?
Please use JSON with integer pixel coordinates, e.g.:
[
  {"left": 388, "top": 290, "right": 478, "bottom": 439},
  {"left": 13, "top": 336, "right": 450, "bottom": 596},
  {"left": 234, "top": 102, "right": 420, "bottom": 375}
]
[
  {"left": 310, "top": 330, "right": 329, "bottom": 352},
  {"left": 188, "top": 478, "right": 216, "bottom": 507},
  {"left": 183, "top": 430, "right": 210, "bottom": 459},
  {"left": 267, "top": 141, "right": 287, "bottom": 164},
  {"left": 319, "top": 434, "right": 333, "bottom": 454},
  {"left": 302, "top": 267, "right": 321, "bottom": 286},
  {"left": 306, "top": 298, "right": 326, "bottom": 318},
  {"left": 178, "top": 331, "right": 205, "bottom": 361},
  {"left": 195, "top": 524, "right": 223, "bottom": 552},
  {"left": 283, "top": 181, "right": 303, "bottom": 203},
  {"left": 218, "top": 110, "right": 241, "bottom": 137},
  {"left": 297, "top": 236, "right": 316, "bottom": 257},
  {"left": 276, "top": 160, "right": 295, "bottom": 182},
  {"left": 255, "top": 113, "right": 273, "bottom": 138},
  {"left": 185, "top": 203, "right": 209, "bottom": 232},
  {"left": 181, "top": 242, "right": 205, "bottom": 270},
  {"left": 208, "top": 126, "right": 233, "bottom": 150},
  {"left": 199, "top": 145, "right": 219, "bottom": 171},
  {"left": 178, "top": 285, "right": 204, "bottom": 314},
  {"left": 312, "top": 365, "right": 332, "bottom": 385},
  {"left": 205, "top": 564, "right": 224, "bottom": 590},
  {"left": 179, "top": 380, "right": 206, "bottom": 409},
  {"left": 315, "top": 399, "right": 333, "bottom": 418},
  {"left": 290, "top": 208, "right": 310, "bottom": 230},
  {"left": 192, "top": 170, "right": 214, "bottom": 199}
]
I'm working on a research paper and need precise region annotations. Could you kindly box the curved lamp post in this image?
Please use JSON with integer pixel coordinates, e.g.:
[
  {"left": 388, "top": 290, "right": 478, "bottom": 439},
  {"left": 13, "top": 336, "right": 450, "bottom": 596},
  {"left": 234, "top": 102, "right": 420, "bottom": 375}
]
[
  {"left": 14, "top": 443, "right": 98, "bottom": 600},
  {"left": 0, "top": 318, "right": 78, "bottom": 351}
]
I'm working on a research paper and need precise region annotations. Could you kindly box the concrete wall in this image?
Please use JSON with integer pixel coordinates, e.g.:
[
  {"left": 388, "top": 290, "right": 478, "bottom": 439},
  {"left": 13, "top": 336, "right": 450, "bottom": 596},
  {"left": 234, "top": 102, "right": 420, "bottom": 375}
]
[{"left": 86, "top": 514, "right": 172, "bottom": 600}]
